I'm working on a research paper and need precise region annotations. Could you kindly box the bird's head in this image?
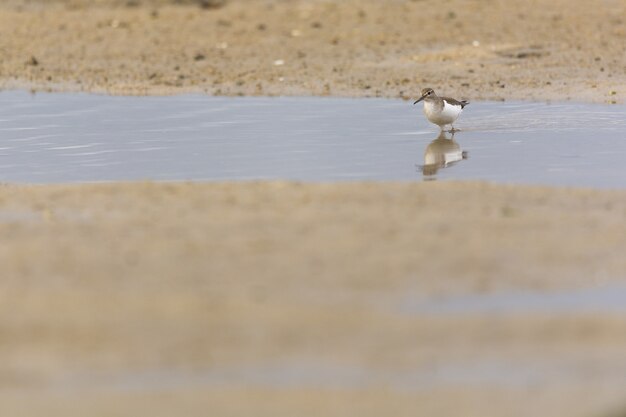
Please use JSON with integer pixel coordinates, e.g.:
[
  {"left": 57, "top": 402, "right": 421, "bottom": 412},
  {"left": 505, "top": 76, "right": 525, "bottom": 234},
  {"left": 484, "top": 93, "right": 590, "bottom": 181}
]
[{"left": 414, "top": 87, "right": 435, "bottom": 104}]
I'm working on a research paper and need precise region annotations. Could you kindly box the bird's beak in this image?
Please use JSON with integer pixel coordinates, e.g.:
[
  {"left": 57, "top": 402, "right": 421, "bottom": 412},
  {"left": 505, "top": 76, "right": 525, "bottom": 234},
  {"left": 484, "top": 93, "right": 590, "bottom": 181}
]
[{"left": 413, "top": 96, "right": 424, "bottom": 105}]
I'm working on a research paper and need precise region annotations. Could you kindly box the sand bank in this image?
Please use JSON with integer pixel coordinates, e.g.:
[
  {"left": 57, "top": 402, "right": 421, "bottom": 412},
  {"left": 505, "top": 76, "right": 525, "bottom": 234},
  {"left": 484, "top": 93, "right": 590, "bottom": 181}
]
[{"left": 0, "top": 0, "right": 624, "bottom": 102}]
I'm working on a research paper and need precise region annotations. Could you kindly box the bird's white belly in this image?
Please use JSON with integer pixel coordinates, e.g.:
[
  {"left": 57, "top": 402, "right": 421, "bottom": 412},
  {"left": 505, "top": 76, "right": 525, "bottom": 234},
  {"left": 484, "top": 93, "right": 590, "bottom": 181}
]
[{"left": 424, "top": 101, "right": 462, "bottom": 126}]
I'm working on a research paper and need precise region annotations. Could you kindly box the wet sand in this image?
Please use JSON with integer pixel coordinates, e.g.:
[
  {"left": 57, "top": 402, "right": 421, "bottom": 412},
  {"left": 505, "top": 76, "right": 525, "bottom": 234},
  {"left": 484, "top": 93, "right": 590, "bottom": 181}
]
[
  {"left": 1, "top": 1, "right": 626, "bottom": 416},
  {"left": 1, "top": 182, "right": 626, "bottom": 416}
]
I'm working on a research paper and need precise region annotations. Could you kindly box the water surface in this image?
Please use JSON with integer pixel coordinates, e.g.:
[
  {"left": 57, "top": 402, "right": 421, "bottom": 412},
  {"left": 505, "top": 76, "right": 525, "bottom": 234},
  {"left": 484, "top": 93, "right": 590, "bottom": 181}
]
[{"left": 1, "top": 91, "right": 625, "bottom": 187}]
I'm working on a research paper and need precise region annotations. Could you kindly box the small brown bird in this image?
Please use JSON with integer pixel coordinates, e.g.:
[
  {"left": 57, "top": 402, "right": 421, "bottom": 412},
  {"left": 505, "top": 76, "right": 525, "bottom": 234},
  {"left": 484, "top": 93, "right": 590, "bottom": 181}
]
[{"left": 414, "top": 88, "right": 469, "bottom": 131}]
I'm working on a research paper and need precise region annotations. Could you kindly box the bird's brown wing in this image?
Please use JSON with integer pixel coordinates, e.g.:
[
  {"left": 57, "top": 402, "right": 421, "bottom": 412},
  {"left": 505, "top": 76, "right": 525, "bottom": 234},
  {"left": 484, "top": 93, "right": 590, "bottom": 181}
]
[{"left": 442, "top": 97, "right": 469, "bottom": 108}]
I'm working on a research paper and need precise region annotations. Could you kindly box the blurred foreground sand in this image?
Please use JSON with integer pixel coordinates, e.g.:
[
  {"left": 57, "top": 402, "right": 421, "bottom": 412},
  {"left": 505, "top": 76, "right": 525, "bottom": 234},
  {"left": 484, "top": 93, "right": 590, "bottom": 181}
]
[{"left": 1, "top": 182, "right": 626, "bottom": 416}]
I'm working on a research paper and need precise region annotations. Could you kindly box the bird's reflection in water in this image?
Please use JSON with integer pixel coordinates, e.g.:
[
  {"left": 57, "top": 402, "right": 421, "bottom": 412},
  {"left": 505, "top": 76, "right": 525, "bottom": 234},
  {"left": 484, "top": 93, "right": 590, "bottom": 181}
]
[{"left": 418, "top": 131, "right": 468, "bottom": 178}]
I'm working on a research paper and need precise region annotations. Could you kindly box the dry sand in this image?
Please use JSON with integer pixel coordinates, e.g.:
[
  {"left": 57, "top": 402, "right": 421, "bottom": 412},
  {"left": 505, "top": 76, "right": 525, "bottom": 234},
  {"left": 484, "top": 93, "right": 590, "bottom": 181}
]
[
  {"left": 1, "top": 1, "right": 626, "bottom": 416},
  {"left": 0, "top": 0, "right": 625, "bottom": 102}
]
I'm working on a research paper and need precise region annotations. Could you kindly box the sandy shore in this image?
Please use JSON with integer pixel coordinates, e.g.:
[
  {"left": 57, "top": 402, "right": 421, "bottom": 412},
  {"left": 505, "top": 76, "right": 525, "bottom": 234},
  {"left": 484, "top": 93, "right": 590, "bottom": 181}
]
[
  {"left": 1, "top": 182, "right": 626, "bottom": 416},
  {"left": 1, "top": 1, "right": 626, "bottom": 416},
  {"left": 0, "top": 0, "right": 625, "bottom": 102}
]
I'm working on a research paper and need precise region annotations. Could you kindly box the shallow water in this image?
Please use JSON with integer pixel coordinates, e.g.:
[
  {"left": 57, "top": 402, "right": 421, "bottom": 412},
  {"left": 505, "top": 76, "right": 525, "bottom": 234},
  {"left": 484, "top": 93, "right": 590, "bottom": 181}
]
[
  {"left": 398, "top": 285, "right": 626, "bottom": 315},
  {"left": 53, "top": 356, "right": 626, "bottom": 392},
  {"left": 1, "top": 90, "right": 625, "bottom": 187}
]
